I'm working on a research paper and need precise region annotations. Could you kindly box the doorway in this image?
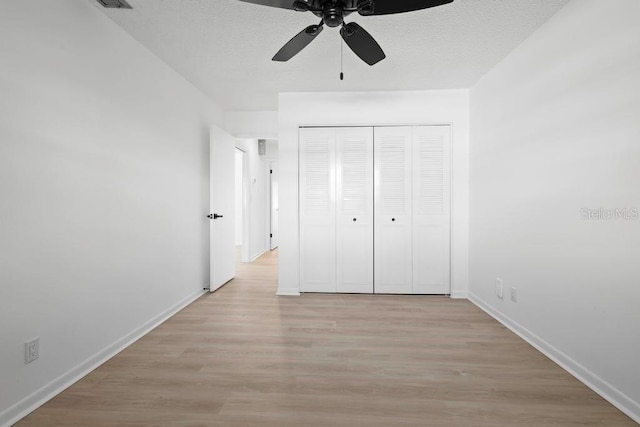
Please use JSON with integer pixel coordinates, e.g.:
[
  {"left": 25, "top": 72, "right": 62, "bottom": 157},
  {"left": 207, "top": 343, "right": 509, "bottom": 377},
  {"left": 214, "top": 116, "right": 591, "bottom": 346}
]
[{"left": 234, "top": 147, "right": 250, "bottom": 263}]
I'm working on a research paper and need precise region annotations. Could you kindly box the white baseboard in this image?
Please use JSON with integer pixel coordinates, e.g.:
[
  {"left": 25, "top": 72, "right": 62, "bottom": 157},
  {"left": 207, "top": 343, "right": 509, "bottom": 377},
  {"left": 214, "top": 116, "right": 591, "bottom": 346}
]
[
  {"left": 468, "top": 292, "right": 640, "bottom": 424},
  {"left": 276, "top": 287, "right": 300, "bottom": 296},
  {"left": 0, "top": 288, "right": 207, "bottom": 427},
  {"left": 450, "top": 290, "right": 468, "bottom": 299},
  {"left": 250, "top": 249, "right": 267, "bottom": 262}
]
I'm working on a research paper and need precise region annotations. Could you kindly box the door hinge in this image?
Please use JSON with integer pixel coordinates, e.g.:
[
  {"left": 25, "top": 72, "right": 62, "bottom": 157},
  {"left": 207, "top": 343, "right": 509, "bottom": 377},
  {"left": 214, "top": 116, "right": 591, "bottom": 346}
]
[
  {"left": 270, "top": 233, "right": 273, "bottom": 238},
  {"left": 270, "top": 170, "right": 273, "bottom": 174}
]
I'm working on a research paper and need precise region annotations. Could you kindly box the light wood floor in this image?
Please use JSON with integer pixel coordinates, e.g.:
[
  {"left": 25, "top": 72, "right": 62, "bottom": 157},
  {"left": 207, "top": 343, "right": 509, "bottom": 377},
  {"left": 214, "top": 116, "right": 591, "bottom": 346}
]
[{"left": 19, "top": 250, "right": 635, "bottom": 426}]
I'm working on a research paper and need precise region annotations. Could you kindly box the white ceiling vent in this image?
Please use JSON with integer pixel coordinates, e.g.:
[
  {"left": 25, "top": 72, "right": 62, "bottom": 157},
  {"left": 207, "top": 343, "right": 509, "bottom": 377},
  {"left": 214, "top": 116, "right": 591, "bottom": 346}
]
[{"left": 96, "top": 0, "right": 132, "bottom": 9}]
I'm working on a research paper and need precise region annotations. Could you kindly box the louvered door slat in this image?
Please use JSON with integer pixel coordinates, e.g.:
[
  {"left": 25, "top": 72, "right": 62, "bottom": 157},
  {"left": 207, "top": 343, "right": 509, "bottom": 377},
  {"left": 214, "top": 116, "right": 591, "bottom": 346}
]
[
  {"left": 303, "top": 139, "right": 331, "bottom": 214},
  {"left": 417, "top": 135, "right": 445, "bottom": 215},
  {"left": 378, "top": 136, "right": 408, "bottom": 215},
  {"left": 341, "top": 139, "right": 368, "bottom": 214}
]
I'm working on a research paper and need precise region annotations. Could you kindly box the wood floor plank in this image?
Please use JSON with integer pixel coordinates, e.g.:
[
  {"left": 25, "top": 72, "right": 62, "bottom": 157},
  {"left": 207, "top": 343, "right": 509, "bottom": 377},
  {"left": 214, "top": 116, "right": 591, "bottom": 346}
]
[{"left": 17, "top": 250, "right": 635, "bottom": 426}]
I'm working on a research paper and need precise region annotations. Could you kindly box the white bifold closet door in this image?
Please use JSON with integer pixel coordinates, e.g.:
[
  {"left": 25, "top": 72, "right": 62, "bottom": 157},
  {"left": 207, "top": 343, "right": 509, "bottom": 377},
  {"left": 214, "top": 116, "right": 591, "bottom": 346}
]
[
  {"left": 336, "top": 127, "right": 374, "bottom": 293},
  {"left": 374, "top": 127, "right": 413, "bottom": 294},
  {"left": 299, "top": 128, "right": 336, "bottom": 293},
  {"left": 300, "top": 125, "right": 450, "bottom": 295},
  {"left": 374, "top": 125, "right": 451, "bottom": 294},
  {"left": 299, "top": 127, "right": 374, "bottom": 293},
  {"left": 412, "top": 125, "right": 451, "bottom": 294}
]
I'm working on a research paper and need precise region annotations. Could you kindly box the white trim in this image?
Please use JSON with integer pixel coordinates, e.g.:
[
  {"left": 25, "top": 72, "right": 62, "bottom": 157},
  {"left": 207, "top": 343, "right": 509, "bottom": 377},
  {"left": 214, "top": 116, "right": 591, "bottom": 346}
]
[
  {"left": 250, "top": 249, "right": 267, "bottom": 263},
  {"left": 447, "top": 124, "right": 455, "bottom": 297},
  {"left": 0, "top": 289, "right": 207, "bottom": 427},
  {"left": 236, "top": 146, "right": 251, "bottom": 264},
  {"left": 276, "top": 287, "right": 301, "bottom": 296},
  {"left": 450, "top": 290, "right": 468, "bottom": 299},
  {"left": 269, "top": 160, "right": 279, "bottom": 251},
  {"left": 468, "top": 292, "right": 640, "bottom": 424}
]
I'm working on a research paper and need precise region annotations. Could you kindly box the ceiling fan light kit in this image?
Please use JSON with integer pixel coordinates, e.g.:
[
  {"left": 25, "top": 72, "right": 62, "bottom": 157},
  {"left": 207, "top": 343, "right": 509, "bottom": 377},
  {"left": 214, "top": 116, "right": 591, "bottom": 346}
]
[{"left": 240, "top": 0, "right": 454, "bottom": 66}]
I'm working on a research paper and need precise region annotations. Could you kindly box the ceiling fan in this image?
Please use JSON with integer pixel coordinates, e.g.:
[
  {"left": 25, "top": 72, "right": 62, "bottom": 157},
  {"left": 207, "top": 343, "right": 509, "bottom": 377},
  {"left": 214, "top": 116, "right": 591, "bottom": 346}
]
[{"left": 239, "top": 0, "right": 454, "bottom": 66}]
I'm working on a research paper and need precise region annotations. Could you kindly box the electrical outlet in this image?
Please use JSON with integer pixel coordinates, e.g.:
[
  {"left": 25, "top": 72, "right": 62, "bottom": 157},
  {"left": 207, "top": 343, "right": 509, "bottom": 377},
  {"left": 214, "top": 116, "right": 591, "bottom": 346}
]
[
  {"left": 511, "top": 287, "right": 518, "bottom": 303},
  {"left": 495, "top": 278, "right": 504, "bottom": 300},
  {"left": 25, "top": 337, "right": 39, "bottom": 364}
]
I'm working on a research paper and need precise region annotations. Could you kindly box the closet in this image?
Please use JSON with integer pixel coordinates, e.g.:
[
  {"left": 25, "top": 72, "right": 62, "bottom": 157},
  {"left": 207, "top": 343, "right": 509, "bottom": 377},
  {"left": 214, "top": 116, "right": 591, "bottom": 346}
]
[{"left": 299, "top": 125, "right": 450, "bottom": 295}]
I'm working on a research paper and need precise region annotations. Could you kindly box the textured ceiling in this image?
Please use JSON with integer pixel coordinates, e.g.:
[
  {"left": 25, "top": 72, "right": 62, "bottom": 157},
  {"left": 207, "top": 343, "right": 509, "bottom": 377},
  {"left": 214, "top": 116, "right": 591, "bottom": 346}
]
[{"left": 95, "top": 0, "right": 570, "bottom": 111}]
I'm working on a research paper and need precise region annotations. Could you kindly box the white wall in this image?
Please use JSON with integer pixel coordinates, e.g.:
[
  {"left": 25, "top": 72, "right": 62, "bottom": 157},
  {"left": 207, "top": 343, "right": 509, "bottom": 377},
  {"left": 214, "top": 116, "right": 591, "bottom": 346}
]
[
  {"left": 469, "top": 0, "right": 640, "bottom": 421},
  {"left": 278, "top": 90, "right": 470, "bottom": 296},
  {"left": 226, "top": 111, "right": 278, "bottom": 140},
  {"left": 0, "top": 1, "right": 223, "bottom": 425}
]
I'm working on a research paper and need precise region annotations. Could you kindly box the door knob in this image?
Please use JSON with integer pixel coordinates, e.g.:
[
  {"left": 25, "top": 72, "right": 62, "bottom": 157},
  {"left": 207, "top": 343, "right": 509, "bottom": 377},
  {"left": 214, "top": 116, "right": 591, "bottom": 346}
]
[{"left": 207, "top": 214, "right": 224, "bottom": 220}]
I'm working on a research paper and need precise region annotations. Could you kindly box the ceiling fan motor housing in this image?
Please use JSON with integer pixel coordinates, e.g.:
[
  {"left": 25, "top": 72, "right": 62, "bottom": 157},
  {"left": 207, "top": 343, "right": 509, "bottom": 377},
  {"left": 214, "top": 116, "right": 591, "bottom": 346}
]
[{"left": 322, "top": 3, "right": 344, "bottom": 27}]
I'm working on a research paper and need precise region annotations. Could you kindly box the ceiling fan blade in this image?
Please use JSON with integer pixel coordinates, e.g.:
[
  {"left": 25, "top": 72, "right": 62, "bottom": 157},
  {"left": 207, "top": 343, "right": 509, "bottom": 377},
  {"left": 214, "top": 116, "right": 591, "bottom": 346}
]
[
  {"left": 360, "top": 0, "right": 453, "bottom": 16},
  {"left": 238, "top": 0, "right": 309, "bottom": 11},
  {"left": 273, "top": 25, "right": 324, "bottom": 62},
  {"left": 340, "top": 22, "right": 385, "bottom": 66}
]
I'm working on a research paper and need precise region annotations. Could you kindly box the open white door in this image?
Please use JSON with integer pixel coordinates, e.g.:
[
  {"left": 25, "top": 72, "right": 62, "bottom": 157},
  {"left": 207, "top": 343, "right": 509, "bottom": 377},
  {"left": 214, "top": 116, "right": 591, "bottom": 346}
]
[{"left": 209, "top": 125, "right": 236, "bottom": 292}]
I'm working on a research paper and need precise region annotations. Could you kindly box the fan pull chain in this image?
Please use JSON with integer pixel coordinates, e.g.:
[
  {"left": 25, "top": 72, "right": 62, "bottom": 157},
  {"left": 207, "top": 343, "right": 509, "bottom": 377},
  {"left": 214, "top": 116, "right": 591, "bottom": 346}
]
[{"left": 340, "top": 37, "right": 344, "bottom": 80}]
